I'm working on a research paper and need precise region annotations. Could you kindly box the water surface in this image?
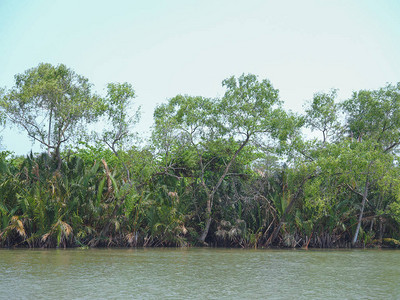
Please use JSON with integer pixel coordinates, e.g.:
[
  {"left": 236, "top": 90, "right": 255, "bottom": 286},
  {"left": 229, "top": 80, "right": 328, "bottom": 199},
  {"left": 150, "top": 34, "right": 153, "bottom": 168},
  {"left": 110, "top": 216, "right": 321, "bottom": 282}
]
[{"left": 1, "top": 248, "right": 399, "bottom": 299}]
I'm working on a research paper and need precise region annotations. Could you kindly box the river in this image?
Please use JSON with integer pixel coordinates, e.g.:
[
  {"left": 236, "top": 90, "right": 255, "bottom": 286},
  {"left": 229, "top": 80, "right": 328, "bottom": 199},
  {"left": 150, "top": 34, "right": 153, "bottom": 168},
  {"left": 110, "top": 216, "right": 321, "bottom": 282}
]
[{"left": 1, "top": 248, "right": 399, "bottom": 299}]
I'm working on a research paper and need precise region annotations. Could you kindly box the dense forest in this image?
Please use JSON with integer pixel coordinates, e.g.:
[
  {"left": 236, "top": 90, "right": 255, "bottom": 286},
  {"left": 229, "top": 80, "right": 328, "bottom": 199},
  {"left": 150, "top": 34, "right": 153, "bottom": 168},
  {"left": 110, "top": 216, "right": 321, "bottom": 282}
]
[{"left": 1, "top": 63, "right": 400, "bottom": 248}]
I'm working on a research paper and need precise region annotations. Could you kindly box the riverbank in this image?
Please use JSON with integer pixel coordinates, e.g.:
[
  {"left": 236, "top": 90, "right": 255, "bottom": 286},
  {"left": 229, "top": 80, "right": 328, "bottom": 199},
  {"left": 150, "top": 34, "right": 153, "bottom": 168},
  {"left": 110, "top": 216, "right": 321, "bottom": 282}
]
[
  {"left": 1, "top": 237, "right": 399, "bottom": 249},
  {"left": 2, "top": 77, "right": 400, "bottom": 252}
]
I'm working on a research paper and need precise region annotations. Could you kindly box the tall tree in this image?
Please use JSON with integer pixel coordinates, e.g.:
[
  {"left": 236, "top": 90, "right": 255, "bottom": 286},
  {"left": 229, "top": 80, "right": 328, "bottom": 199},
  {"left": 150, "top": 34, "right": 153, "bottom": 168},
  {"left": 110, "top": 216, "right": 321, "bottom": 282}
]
[
  {"left": 1, "top": 63, "right": 103, "bottom": 169},
  {"left": 153, "top": 74, "right": 296, "bottom": 243},
  {"left": 340, "top": 83, "right": 400, "bottom": 245},
  {"left": 101, "top": 82, "right": 139, "bottom": 183},
  {"left": 299, "top": 83, "right": 400, "bottom": 246}
]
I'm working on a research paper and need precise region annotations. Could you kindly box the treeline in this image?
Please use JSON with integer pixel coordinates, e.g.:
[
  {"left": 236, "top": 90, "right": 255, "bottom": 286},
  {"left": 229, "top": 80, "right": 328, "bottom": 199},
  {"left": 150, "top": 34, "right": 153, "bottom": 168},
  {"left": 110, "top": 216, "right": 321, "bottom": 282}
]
[{"left": 0, "top": 63, "right": 400, "bottom": 248}]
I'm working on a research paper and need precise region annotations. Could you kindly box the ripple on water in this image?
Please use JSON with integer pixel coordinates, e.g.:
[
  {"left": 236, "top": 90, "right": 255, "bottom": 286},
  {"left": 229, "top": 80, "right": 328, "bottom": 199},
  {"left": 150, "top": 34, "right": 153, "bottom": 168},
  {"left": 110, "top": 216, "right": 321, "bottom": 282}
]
[{"left": 1, "top": 248, "right": 400, "bottom": 299}]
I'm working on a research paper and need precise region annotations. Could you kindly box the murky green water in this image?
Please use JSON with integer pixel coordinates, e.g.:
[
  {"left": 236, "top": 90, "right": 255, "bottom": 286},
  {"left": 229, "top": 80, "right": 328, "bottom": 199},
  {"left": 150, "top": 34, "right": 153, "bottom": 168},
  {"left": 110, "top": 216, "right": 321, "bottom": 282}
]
[{"left": 1, "top": 248, "right": 399, "bottom": 299}]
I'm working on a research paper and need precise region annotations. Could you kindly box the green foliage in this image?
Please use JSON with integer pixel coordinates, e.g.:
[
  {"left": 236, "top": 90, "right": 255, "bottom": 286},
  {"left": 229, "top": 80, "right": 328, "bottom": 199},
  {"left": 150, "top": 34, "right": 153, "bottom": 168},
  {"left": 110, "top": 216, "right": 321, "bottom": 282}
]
[
  {"left": 304, "top": 89, "right": 340, "bottom": 143},
  {"left": 1, "top": 63, "right": 103, "bottom": 166},
  {"left": 101, "top": 82, "right": 139, "bottom": 150},
  {"left": 2, "top": 65, "right": 400, "bottom": 248},
  {"left": 342, "top": 83, "right": 400, "bottom": 148},
  {"left": 220, "top": 73, "right": 282, "bottom": 136}
]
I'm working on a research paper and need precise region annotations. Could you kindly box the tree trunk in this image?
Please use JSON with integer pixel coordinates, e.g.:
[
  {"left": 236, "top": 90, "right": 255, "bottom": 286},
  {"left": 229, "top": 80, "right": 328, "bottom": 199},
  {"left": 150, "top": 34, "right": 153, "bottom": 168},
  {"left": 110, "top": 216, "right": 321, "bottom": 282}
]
[
  {"left": 55, "top": 144, "right": 62, "bottom": 171},
  {"left": 199, "top": 215, "right": 212, "bottom": 244},
  {"left": 198, "top": 135, "right": 251, "bottom": 244},
  {"left": 352, "top": 181, "right": 369, "bottom": 246},
  {"left": 198, "top": 190, "right": 213, "bottom": 243},
  {"left": 198, "top": 190, "right": 213, "bottom": 244},
  {"left": 48, "top": 108, "right": 52, "bottom": 157}
]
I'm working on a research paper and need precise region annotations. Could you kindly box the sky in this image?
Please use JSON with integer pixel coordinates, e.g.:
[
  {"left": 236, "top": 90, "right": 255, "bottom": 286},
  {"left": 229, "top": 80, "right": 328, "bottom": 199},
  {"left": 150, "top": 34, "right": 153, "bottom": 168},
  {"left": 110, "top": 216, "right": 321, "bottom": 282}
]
[{"left": 0, "top": 0, "right": 400, "bottom": 155}]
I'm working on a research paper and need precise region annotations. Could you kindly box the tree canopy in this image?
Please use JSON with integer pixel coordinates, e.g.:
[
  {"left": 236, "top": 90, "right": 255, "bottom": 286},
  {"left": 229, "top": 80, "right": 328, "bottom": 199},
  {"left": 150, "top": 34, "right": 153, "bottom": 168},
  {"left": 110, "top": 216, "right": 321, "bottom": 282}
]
[
  {"left": 1, "top": 63, "right": 103, "bottom": 168},
  {"left": 1, "top": 64, "right": 400, "bottom": 249}
]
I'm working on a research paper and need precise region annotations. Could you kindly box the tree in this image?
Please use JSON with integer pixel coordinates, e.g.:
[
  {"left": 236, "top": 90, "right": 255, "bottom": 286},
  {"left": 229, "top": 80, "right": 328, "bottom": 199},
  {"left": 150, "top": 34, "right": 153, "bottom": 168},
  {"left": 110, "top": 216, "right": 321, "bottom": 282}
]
[
  {"left": 153, "top": 74, "right": 296, "bottom": 243},
  {"left": 101, "top": 82, "right": 139, "bottom": 182},
  {"left": 298, "top": 83, "right": 400, "bottom": 246},
  {"left": 1, "top": 63, "right": 103, "bottom": 169},
  {"left": 304, "top": 89, "right": 340, "bottom": 144},
  {"left": 340, "top": 83, "right": 400, "bottom": 245}
]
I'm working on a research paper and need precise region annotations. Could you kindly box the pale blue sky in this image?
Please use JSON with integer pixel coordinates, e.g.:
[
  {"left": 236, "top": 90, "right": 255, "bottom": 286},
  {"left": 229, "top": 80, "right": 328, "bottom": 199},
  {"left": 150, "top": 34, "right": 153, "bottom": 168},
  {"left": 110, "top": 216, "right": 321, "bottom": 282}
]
[{"left": 1, "top": 0, "right": 400, "bottom": 154}]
